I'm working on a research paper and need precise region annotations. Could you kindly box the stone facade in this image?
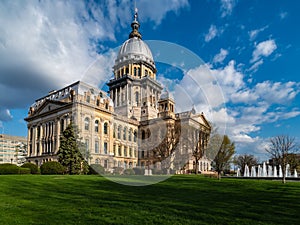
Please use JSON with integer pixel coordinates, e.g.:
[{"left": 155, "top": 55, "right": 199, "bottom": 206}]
[{"left": 24, "top": 10, "right": 212, "bottom": 173}]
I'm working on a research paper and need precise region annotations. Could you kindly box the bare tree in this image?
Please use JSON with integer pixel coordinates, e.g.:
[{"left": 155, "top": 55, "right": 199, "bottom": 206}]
[
  {"left": 192, "top": 129, "right": 209, "bottom": 174},
  {"left": 266, "top": 135, "right": 298, "bottom": 183},
  {"left": 233, "top": 154, "right": 258, "bottom": 175},
  {"left": 151, "top": 119, "right": 181, "bottom": 174},
  {"left": 212, "top": 135, "right": 235, "bottom": 179}
]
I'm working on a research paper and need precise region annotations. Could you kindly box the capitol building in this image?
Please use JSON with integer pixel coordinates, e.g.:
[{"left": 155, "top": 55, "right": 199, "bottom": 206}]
[{"left": 25, "top": 11, "right": 211, "bottom": 173}]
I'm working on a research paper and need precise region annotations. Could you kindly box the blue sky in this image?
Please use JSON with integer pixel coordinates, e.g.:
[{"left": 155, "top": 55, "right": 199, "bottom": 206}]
[{"left": 0, "top": 0, "right": 299, "bottom": 160}]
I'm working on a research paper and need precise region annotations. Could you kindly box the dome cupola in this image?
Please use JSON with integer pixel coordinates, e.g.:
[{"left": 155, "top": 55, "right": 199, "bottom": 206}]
[{"left": 113, "top": 8, "right": 156, "bottom": 78}]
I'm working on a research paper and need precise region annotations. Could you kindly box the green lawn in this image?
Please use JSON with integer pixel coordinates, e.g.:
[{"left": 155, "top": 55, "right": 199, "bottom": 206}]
[{"left": 0, "top": 175, "right": 299, "bottom": 225}]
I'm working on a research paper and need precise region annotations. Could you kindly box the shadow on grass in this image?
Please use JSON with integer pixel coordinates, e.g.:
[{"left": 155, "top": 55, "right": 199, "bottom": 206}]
[{"left": 0, "top": 175, "right": 300, "bottom": 225}]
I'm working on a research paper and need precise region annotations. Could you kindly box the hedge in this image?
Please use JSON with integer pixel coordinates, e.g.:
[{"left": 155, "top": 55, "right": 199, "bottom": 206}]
[
  {"left": 21, "top": 162, "right": 39, "bottom": 174},
  {"left": 0, "top": 163, "right": 30, "bottom": 175},
  {"left": 40, "top": 161, "right": 65, "bottom": 175}
]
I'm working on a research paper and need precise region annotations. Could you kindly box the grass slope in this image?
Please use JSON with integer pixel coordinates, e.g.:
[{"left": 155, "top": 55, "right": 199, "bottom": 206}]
[{"left": 0, "top": 175, "right": 299, "bottom": 225}]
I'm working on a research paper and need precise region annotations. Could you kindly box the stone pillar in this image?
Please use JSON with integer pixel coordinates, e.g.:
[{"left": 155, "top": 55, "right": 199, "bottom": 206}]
[{"left": 32, "top": 126, "right": 36, "bottom": 156}]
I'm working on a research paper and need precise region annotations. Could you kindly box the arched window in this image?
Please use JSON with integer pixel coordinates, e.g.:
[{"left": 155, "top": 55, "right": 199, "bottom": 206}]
[
  {"left": 118, "top": 125, "right": 122, "bottom": 139},
  {"left": 95, "top": 120, "right": 99, "bottom": 132},
  {"left": 84, "top": 117, "right": 89, "bottom": 131},
  {"left": 95, "top": 158, "right": 100, "bottom": 164},
  {"left": 125, "top": 67, "right": 129, "bottom": 74},
  {"left": 104, "top": 122, "right": 108, "bottom": 135},
  {"left": 123, "top": 127, "right": 127, "bottom": 140}
]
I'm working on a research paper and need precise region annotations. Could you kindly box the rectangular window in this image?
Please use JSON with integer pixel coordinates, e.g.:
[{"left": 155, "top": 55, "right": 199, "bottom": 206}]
[
  {"left": 118, "top": 145, "right": 121, "bottom": 156},
  {"left": 103, "top": 142, "right": 108, "bottom": 154},
  {"left": 113, "top": 144, "right": 116, "bottom": 156},
  {"left": 95, "top": 141, "right": 99, "bottom": 153},
  {"left": 124, "top": 146, "right": 127, "bottom": 157},
  {"left": 129, "top": 147, "right": 132, "bottom": 157}
]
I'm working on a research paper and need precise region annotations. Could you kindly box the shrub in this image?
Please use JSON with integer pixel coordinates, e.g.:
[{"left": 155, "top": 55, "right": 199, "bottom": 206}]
[
  {"left": 19, "top": 168, "right": 31, "bottom": 174},
  {"left": 88, "top": 164, "right": 105, "bottom": 175},
  {"left": 0, "top": 163, "right": 20, "bottom": 174},
  {"left": 133, "top": 167, "right": 144, "bottom": 175},
  {"left": 0, "top": 163, "right": 31, "bottom": 175},
  {"left": 21, "top": 163, "right": 39, "bottom": 174},
  {"left": 40, "top": 161, "right": 65, "bottom": 175},
  {"left": 123, "top": 168, "right": 135, "bottom": 175}
]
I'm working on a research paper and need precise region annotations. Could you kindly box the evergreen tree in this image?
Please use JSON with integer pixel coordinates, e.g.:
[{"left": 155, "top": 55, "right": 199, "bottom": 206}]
[{"left": 57, "top": 123, "right": 88, "bottom": 174}]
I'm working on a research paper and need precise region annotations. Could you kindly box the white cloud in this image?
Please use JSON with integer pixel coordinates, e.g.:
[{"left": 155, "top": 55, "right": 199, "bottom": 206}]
[
  {"left": 248, "top": 25, "right": 268, "bottom": 41},
  {"left": 279, "top": 11, "right": 288, "bottom": 20},
  {"left": 0, "top": 0, "right": 188, "bottom": 125},
  {"left": 248, "top": 59, "right": 264, "bottom": 72},
  {"left": 173, "top": 60, "right": 300, "bottom": 157},
  {"left": 220, "top": 0, "right": 237, "bottom": 18},
  {"left": 205, "top": 25, "right": 223, "bottom": 42},
  {"left": 254, "top": 81, "right": 299, "bottom": 105},
  {"left": 0, "top": 108, "right": 13, "bottom": 122},
  {"left": 213, "top": 48, "right": 229, "bottom": 64},
  {"left": 251, "top": 39, "right": 277, "bottom": 63},
  {"left": 138, "top": 0, "right": 189, "bottom": 25}
]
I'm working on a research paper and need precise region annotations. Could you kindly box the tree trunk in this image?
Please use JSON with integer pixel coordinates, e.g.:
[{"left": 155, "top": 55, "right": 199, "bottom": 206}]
[{"left": 218, "top": 171, "right": 221, "bottom": 180}]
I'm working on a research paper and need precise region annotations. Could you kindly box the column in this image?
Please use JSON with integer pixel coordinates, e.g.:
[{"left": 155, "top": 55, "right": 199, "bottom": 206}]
[
  {"left": 55, "top": 119, "right": 60, "bottom": 153},
  {"left": 32, "top": 126, "right": 36, "bottom": 156}
]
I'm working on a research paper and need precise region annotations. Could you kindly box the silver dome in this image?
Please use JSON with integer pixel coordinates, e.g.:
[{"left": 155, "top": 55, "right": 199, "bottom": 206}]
[{"left": 116, "top": 37, "right": 155, "bottom": 68}]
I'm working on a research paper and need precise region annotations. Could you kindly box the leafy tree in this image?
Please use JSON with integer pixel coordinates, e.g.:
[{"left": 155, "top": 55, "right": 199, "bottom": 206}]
[
  {"left": 233, "top": 154, "right": 258, "bottom": 175},
  {"left": 206, "top": 127, "right": 223, "bottom": 161},
  {"left": 212, "top": 135, "right": 235, "bottom": 179},
  {"left": 266, "top": 135, "right": 298, "bottom": 183},
  {"left": 57, "top": 123, "right": 88, "bottom": 175}
]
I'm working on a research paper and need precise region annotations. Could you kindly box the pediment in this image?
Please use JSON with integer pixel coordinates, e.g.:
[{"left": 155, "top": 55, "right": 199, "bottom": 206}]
[
  {"left": 32, "top": 100, "right": 68, "bottom": 116},
  {"left": 193, "top": 113, "right": 211, "bottom": 129}
]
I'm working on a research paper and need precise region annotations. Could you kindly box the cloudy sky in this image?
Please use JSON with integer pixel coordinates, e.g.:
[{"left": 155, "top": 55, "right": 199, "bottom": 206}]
[{"left": 0, "top": 0, "right": 299, "bottom": 160}]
